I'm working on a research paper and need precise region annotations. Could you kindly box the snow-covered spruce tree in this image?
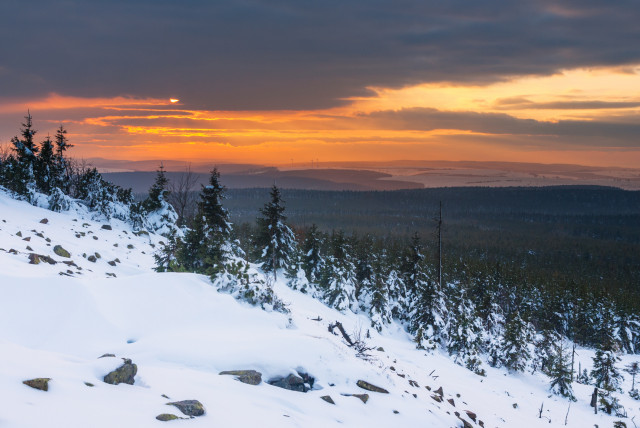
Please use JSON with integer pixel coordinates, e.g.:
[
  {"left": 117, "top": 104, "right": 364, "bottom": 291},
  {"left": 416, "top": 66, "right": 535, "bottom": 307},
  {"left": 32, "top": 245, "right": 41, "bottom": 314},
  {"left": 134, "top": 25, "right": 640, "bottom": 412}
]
[
  {"left": 35, "top": 135, "right": 55, "bottom": 194},
  {"left": 254, "top": 185, "right": 296, "bottom": 279},
  {"left": 142, "top": 164, "right": 178, "bottom": 236},
  {"left": 285, "top": 245, "right": 313, "bottom": 294},
  {"left": 301, "top": 224, "right": 324, "bottom": 285},
  {"left": 154, "top": 229, "right": 181, "bottom": 272},
  {"left": 533, "top": 329, "right": 562, "bottom": 375},
  {"left": 405, "top": 233, "right": 443, "bottom": 350},
  {"left": 499, "top": 311, "right": 533, "bottom": 372},
  {"left": 363, "top": 249, "right": 392, "bottom": 332},
  {"left": 6, "top": 112, "right": 38, "bottom": 197},
  {"left": 319, "top": 230, "right": 357, "bottom": 312},
  {"left": 548, "top": 339, "right": 576, "bottom": 400},
  {"left": 591, "top": 310, "right": 624, "bottom": 415},
  {"left": 386, "top": 267, "right": 407, "bottom": 321},
  {"left": 624, "top": 362, "right": 640, "bottom": 399},
  {"left": 445, "top": 285, "right": 484, "bottom": 374}
]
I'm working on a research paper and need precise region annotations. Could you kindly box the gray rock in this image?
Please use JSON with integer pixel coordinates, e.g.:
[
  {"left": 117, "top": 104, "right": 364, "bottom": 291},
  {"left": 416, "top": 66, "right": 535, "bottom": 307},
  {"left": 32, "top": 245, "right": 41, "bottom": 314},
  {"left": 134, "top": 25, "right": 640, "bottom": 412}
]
[
  {"left": 167, "top": 400, "right": 205, "bottom": 417},
  {"left": 268, "top": 373, "right": 309, "bottom": 392},
  {"left": 87, "top": 255, "right": 97, "bottom": 263},
  {"left": 40, "top": 218, "right": 49, "bottom": 224},
  {"left": 53, "top": 245, "right": 70, "bottom": 258},
  {"left": 103, "top": 358, "right": 137, "bottom": 385},
  {"left": 101, "top": 225, "right": 112, "bottom": 230},
  {"left": 23, "top": 378, "right": 51, "bottom": 391},
  {"left": 356, "top": 380, "right": 389, "bottom": 394},
  {"left": 156, "top": 414, "right": 179, "bottom": 421},
  {"left": 320, "top": 395, "right": 335, "bottom": 404},
  {"left": 219, "top": 370, "right": 262, "bottom": 385},
  {"left": 352, "top": 393, "right": 369, "bottom": 403}
]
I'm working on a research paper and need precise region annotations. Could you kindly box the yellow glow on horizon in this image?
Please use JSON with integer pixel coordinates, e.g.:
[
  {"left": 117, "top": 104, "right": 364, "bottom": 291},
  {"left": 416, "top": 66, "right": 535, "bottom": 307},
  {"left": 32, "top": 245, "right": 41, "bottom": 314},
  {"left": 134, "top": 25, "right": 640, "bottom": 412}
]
[{"left": 170, "top": 99, "right": 179, "bottom": 103}]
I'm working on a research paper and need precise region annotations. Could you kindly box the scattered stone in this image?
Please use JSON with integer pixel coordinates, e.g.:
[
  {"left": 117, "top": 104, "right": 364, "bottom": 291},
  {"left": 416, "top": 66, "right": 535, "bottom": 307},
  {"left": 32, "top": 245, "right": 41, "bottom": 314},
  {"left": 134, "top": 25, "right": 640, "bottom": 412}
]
[
  {"left": 93, "top": 236, "right": 98, "bottom": 240},
  {"left": 447, "top": 398, "right": 455, "bottom": 407},
  {"left": 465, "top": 410, "right": 477, "bottom": 422},
  {"left": 45, "top": 238, "right": 51, "bottom": 242},
  {"left": 156, "top": 414, "right": 179, "bottom": 421},
  {"left": 113, "top": 243, "right": 118, "bottom": 247},
  {"left": 393, "top": 410, "right": 399, "bottom": 414},
  {"left": 106, "top": 273, "right": 117, "bottom": 278},
  {"left": 426, "top": 385, "right": 431, "bottom": 391},
  {"left": 94, "top": 252, "right": 101, "bottom": 259},
  {"left": 320, "top": 395, "right": 335, "bottom": 404},
  {"left": 23, "top": 236, "right": 31, "bottom": 241},
  {"left": 40, "top": 218, "right": 48, "bottom": 224},
  {"left": 8, "top": 249, "right": 17, "bottom": 254},
  {"left": 376, "top": 347, "right": 385, "bottom": 352},
  {"left": 127, "top": 339, "right": 136, "bottom": 344},
  {"left": 98, "top": 353, "right": 115, "bottom": 358},
  {"left": 134, "top": 230, "right": 149, "bottom": 236},
  {"left": 28, "top": 253, "right": 41, "bottom": 265},
  {"left": 127, "top": 244, "right": 134, "bottom": 249},
  {"left": 108, "top": 260, "right": 116, "bottom": 266},
  {"left": 29, "top": 253, "right": 57, "bottom": 265},
  {"left": 389, "top": 366, "right": 395, "bottom": 371},
  {"left": 101, "top": 224, "right": 112, "bottom": 230},
  {"left": 16, "top": 231, "right": 22, "bottom": 237},
  {"left": 114, "top": 258, "right": 121, "bottom": 263},
  {"left": 408, "top": 380, "right": 419, "bottom": 388},
  {"left": 434, "top": 386, "right": 444, "bottom": 396},
  {"left": 35, "top": 232, "right": 44, "bottom": 238},
  {"left": 219, "top": 370, "right": 262, "bottom": 385},
  {"left": 397, "top": 373, "right": 405, "bottom": 378},
  {"left": 167, "top": 400, "right": 205, "bottom": 417},
  {"left": 512, "top": 403, "right": 518, "bottom": 409},
  {"left": 87, "top": 255, "right": 97, "bottom": 263},
  {"left": 23, "top": 378, "right": 50, "bottom": 391},
  {"left": 62, "top": 260, "right": 78, "bottom": 267},
  {"left": 356, "top": 380, "right": 389, "bottom": 394},
  {"left": 431, "top": 394, "right": 443, "bottom": 403},
  {"left": 26, "top": 246, "right": 33, "bottom": 251},
  {"left": 162, "top": 394, "right": 170, "bottom": 399},
  {"left": 269, "top": 373, "right": 310, "bottom": 392},
  {"left": 103, "top": 358, "right": 137, "bottom": 385},
  {"left": 479, "top": 420, "right": 484, "bottom": 427},
  {"left": 84, "top": 382, "right": 94, "bottom": 387},
  {"left": 53, "top": 245, "right": 70, "bottom": 258},
  {"left": 352, "top": 394, "right": 369, "bottom": 404}
]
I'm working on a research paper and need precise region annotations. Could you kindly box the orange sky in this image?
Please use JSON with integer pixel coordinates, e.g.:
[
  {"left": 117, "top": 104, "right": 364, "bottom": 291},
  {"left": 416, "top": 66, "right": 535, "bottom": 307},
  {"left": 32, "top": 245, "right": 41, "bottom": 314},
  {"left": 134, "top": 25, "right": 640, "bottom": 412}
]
[{"left": 2, "top": 64, "right": 640, "bottom": 168}]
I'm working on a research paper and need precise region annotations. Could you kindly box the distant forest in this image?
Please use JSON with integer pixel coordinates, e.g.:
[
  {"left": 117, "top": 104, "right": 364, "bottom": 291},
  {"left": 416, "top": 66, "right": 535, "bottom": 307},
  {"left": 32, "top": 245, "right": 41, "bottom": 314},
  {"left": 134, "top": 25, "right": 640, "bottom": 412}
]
[{"left": 221, "top": 186, "right": 640, "bottom": 304}]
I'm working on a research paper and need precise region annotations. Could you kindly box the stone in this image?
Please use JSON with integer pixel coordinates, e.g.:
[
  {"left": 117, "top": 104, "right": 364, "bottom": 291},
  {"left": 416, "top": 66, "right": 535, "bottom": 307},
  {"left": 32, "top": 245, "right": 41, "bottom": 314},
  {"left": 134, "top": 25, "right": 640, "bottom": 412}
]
[
  {"left": 28, "top": 253, "right": 41, "bottom": 265},
  {"left": 356, "top": 380, "right": 389, "bottom": 394},
  {"left": 87, "top": 255, "right": 97, "bottom": 263},
  {"left": 23, "top": 378, "right": 51, "bottom": 391},
  {"left": 98, "top": 353, "right": 115, "bottom": 358},
  {"left": 127, "top": 244, "right": 134, "bottom": 249},
  {"left": 268, "top": 373, "right": 311, "bottom": 392},
  {"left": 167, "top": 400, "right": 205, "bottom": 417},
  {"left": 108, "top": 260, "right": 116, "bottom": 266},
  {"left": 23, "top": 236, "right": 31, "bottom": 241},
  {"left": 16, "top": 231, "right": 22, "bottom": 237},
  {"left": 219, "top": 370, "right": 262, "bottom": 385},
  {"left": 85, "top": 382, "right": 94, "bottom": 387},
  {"left": 431, "top": 394, "right": 443, "bottom": 403},
  {"left": 447, "top": 398, "right": 455, "bottom": 407},
  {"left": 408, "top": 380, "right": 419, "bottom": 388},
  {"left": 434, "top": 386, "right": 444, "bottom": 396},
  {"left": 376, "top": 347, "right": 385, "bottom": 352},
  {"left": 53, "top": 245, "right": 70, "bottom": 258},
  {"left": 103, "top": 358, "right": 137, "bottom": 385},
  {"left": 156, "top": 414, "right": 179, "bottom": 421},
  {"left": 320, "top": 395, "right": 335, "bottom": 404},
  {"left": 352, "top": 394, "right": 369, "bottom": 404},
  {"left": 465, "top": 410, "right": 477, "bottom": 422},
  {"left": 101, "top": 224, "right": 112, "bottom": 230},
  {"left": 40, "top": 218, "right": 48, "bottom": 224},
  {"left": 29, "top": 253, "right": 57, "bottom": 265}
]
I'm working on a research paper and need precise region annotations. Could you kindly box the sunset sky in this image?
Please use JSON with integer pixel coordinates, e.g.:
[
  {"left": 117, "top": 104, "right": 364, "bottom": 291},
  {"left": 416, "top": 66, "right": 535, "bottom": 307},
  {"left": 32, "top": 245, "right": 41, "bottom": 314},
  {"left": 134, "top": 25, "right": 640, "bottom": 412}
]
[{"left": 1, "top": 0, "right": 640, "bottom": 167}]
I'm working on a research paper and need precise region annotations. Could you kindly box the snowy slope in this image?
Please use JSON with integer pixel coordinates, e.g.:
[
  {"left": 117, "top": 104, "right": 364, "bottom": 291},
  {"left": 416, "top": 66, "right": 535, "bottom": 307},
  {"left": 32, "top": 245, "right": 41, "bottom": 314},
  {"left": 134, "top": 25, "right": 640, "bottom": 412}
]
[{"left": 0, "top": 190, "right": 638, "bottom": 427}]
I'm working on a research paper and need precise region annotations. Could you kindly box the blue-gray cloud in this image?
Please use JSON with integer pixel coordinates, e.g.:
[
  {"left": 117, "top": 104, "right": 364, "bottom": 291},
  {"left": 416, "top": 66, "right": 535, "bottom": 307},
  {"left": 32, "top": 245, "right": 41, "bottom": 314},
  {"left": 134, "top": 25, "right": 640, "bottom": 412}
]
[{"left": 1, "top": 0, "right": 639, "bottom": 110}]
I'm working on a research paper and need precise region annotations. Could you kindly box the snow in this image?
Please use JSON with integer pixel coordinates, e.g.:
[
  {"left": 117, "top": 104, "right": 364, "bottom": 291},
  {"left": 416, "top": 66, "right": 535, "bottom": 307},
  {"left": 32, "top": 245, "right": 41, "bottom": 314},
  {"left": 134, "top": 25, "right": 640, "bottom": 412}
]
[{"left": 0, "top": 188, "right": 638, "bottom": 427}]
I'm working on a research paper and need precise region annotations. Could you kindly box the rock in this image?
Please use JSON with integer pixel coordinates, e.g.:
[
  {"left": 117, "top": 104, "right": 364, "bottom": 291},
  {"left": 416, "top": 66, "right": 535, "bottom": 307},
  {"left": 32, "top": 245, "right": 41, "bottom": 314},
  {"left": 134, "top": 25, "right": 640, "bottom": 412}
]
[
  {"left": 320, "top": 395, "right": 335, "bottom": 404},
  {"left": 16, "top": 231, "right": 22, "bottom": 237},
  {"left": 23, "top": 378, "right": 51, "bottom": 391},
  {"left": 447, "top": 398, "right": 455, "bottom": 407},
  {"left": 352, "top": 394, "right": 369, "bottom": 404},
  {"left": 28, "top": 253, "right": 41, "bottom": 265},
  {"left": 98, "top": 353, "right": 115, "bottom": 358},
  {"left": 434, "top": 386, "right": 444, "bottom": 396},
  {"left": 108, "top": 260, "right": 116, "bottom": 266},
  {"left": 85, "top": 382, "right": 94, "bottom": 387},
  {"left": 156, "top": 414, "right": 179, "bottom": 421},
  {"left": 127, "top": 244, "right": 134, "bottom": 249},
  {"left": 29, "top": 253, "right": 56, "bottom": 265},
  {"left": 101, "top": 224, "right": 112, "bottom": 230},
  {"left": 377, "top": 347, "right": 385, "bottom": 352},
  {"left": 94, "top": 252, "right": 101, "bottom": 259},
  {"left": 512, "top": 403, "right": 518, "bottom": 409},
  {"left": 40, "top": 218, "right": 48, "bottom": 224},
  {"left": 87, "top": 255, "right": 97, "bottom": 263},
  {"left": 431, "top": 394, "right": 443, "bottom": 403},
  {"left": 103, "top": 358, "right": 137, "bottom": 385},
  {"left": 53, "top": 245, "right": 70, "bottom": 258},
  {"left": 356, "top": 380, "right": 389, "bottom": 394},
  {"left": 269, "top": 373, "right": 309, "bottom": 392},
  {"left": 23, "top": 236, "right": 31, "bottom": 241},
  {"left": 167, "top": 400, "right": 205, "bottom": 417},
  {"left": 219, "top": 370, "right": 262, "bottom": 385},
  {"left": 26, "top": 246, "right": 33, "bottom": 251},
  {"left": 93, "top": 236, "right": 98, "bottom": 240},
  {"left": 408, "top": 380, "right": 419, "bottom": 388},
  {"left": 393, "top": 410, "right": 399, "bottom": 414},
  {"left": 479, "top": 420, "right": 484, "bottom": 427},
  {"left": 465, "top": 410, "right": 477, "bottom": 422}
]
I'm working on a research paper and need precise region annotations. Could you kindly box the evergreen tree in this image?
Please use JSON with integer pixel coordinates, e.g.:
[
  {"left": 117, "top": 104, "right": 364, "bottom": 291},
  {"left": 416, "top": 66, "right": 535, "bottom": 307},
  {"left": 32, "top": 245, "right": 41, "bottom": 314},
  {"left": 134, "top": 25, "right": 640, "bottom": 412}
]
[
  {"left": 254, "top": 185, "right": 296, "bottom": 277},
  {"left": 548, "top": 340, "right": 576, "bottom": 400},
  {"left": 301, "top": 224, "right": 324, "bottom": 285},
  {"left": 499, "top": 312, "right": 533, "bottom": 372},
  {"left": 625, "top": 361, "right": 640, "bottom": 392},
  {"left": 591, "top": 310, "right": 624, "bottom": 414},
  {"left": 366, "top": 250, "right": 392, "bottom": 332},
  {"left": 35, "top": 135, "right": 55, "bottom": 194},
  {"left": 319, "top": 230, "right": 357, "bottom": 312},
  {"left": 7, "top": 112, "right": 38, "bottom": 196},
  {"left": 445, "top": 286, "right": 484, "bottom": 374},
  {"left": 53, "top": 125, "right": 72, "bottom": 192},
  {"left": 144, "top": 164, "right": 170, "bottom": 212},
  {"left": 533, "top": 329, "right": 562, "bottom": 375}
]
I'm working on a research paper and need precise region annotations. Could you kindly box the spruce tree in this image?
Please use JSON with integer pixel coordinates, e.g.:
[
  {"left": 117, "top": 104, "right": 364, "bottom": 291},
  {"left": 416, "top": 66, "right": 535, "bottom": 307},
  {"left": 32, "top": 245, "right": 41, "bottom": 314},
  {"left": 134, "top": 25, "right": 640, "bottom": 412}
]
[
  {"left": 445, "top": 286, "right": 484, "bottom": 374},
  {"left": 35, "top": 135, "right": 55, "bottom": 194},
  {"left": 548, "top": 340, "right": 576, "bottom": 400},
  {"left": 254, "top": 185, "right": 296, "bottom": 278},
  {"left": 499, "top": 312, "right": 533, "bottom": 372},
  {"left": 53, "top": 125, "right": 72, "bottom": 192},
  {"left": 591, "top": 310, "right": 623, "bottom": 414},
  {"left": 301, "top": 224, "right": 324, "bottom": 285},
  {"left": 144, "top": 164, "right": 169, "bottom": 212},
  {"left": 319, "top": 230, "right": 357, "bottom": 312},
  {"left": 7, "top": 112, "right": 38, "bottom": 196}
]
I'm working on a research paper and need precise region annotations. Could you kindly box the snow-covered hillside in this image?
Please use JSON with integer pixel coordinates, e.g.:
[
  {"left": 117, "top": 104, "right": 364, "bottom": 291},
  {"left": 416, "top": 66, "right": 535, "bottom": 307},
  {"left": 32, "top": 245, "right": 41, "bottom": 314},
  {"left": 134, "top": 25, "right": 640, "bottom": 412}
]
[{"left": 0, "top": 190, "right": 637, "bottom": 427}]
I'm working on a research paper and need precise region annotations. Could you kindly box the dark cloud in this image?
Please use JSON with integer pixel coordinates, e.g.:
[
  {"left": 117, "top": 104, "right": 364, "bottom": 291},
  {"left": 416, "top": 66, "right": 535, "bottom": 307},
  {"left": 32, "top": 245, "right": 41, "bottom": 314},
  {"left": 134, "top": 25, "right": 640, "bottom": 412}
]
[
  {"left": 494, "top": 98, "right": 640, "bottom": 109},
  {"left": 1, "top": 0, "right": 639, "bottom": 110},
  {"left": 362, "top": 108, "right": 640, "bottom": 147}
]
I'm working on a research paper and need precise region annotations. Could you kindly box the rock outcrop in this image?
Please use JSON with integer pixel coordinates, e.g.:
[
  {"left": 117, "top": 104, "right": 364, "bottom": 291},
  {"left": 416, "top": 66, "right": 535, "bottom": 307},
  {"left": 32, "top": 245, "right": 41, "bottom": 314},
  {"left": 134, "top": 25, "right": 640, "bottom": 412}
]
[
  {"left": 167, "top": 400, "right": 205, "bottom": 417},
  {"left": 103, "top": 358, "right": 137, "bottom": 385},
  {"left": 219, "top": 369, "right": 262, "bottom": 385}
]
